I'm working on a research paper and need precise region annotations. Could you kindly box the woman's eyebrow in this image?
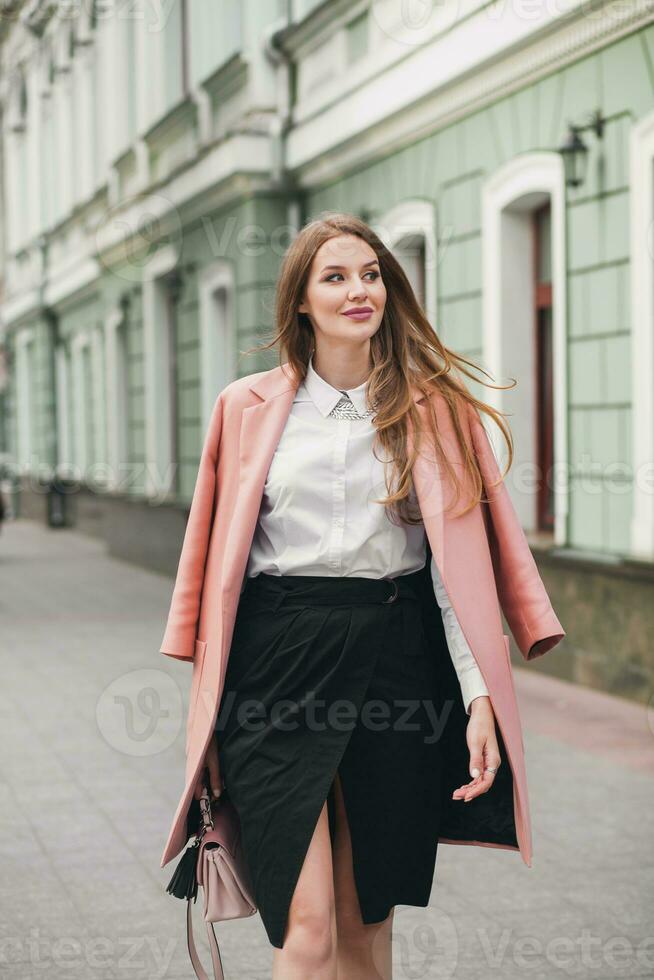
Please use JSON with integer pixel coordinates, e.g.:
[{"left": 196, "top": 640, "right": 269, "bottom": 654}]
[{"left": 320, "top": 260, "right": 380, "bottom": 273}]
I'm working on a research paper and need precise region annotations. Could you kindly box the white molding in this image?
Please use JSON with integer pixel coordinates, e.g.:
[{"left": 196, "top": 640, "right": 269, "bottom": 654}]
[
  {"left": 1, "top": 131, "right": 272, "bottom": 329},
  {"left": 44, "top": 256, "right": 101, "bottom": 310},
  {"left": 142, "top": 244, "right": 180, "bottom": 499},
  {"left": 374, "top": 199, "right": 437, "bottom": 328},
  {"left": 481, "top": 152, "right": 568, "bottom": 544},
  {"left": 198, "top": 261, "right": 236, "bottom": 431},
  {"left": 95, "top": 132, "right": 272, "bottom": 260},
  {"left": 630, "top": 110, "right": 654, "bottom": 560},
  {"left": 287, "top": 0, "right": 654, "bottom": 185}
]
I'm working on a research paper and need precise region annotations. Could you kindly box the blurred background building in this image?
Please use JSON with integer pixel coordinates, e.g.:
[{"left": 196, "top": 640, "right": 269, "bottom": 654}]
[{"left": 0, "top": 0, "right": 653, "bottom": 704}]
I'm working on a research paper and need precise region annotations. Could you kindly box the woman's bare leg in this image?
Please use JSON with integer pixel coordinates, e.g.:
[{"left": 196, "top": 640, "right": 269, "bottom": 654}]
[
  {"left": 331, "top": 771, "right": 394, "bottom": 979},
  {"left": 272, "top": 800, "right": 338, "bottom": 979}
]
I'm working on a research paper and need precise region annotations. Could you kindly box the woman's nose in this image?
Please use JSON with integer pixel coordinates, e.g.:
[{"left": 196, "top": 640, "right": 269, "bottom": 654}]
[{"left": 348, "top": 280, "right": 368, "bottom": 299}]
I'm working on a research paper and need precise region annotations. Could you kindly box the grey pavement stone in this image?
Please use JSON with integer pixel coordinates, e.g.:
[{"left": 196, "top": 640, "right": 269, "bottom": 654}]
[{"left": 0, "top": 518, "right": 652, "bottom": 979}]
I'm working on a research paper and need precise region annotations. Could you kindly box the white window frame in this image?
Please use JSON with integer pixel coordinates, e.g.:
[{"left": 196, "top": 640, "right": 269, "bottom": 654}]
[
  {"left": 55, "top": 339, "right": 72, "bottom": 477},
  {"left": 374, "top": 199, "right": 437, "bottom": 329},
  {"left": 481, "top": 152, "right": 568, "bottom": 544},
  {"left": 71, "top": 331, "right": 91, "bottom": 480},
  {"left": 104, "top": 306, "right": 129, "bottom": 493},
  {"left": 143, "top": 245, "right": 179, "bottom": 500},
  {"left": 630, "top": 110, "right": 654, "bottom": 561},
  {"left": 15, "top": 328, "right": 36, "bottom": 472},
  {"left": 198, "top": 260, "right": 235, "bottom": 432}
]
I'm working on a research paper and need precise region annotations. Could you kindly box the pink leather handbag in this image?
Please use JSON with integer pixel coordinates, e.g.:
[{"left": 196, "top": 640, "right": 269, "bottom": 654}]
[{"left": 166, "top": 785, "right": 257, "bottom": 980}]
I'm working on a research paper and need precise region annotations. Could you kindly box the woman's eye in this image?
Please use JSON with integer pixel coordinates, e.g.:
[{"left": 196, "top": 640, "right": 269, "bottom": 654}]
[{"left": 325, "top": 271, "right": 380, "bottom": 282}]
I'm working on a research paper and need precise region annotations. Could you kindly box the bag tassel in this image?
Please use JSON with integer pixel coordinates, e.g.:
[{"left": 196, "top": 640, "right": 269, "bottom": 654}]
[{"left": 166, "top": 837, "right": 200, "bottom": 902}]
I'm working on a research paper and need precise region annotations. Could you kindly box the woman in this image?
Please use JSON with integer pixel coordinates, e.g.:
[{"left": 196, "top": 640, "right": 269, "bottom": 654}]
[{"left": 159, "top": 212, "right": 565, "bottom": 977}]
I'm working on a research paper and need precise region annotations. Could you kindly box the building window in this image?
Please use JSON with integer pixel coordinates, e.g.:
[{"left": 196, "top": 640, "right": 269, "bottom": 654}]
[
  {"left": 375, "top": 200, "right": 437, "bottom": 328},
  {"left": 143, "top": 246, "right": 180, "bottom": 500},
  {"left": 533, "top": 203, "right": 554, "bottom": 532},
  {"left": 166, "top": 272, "right": 182, "bottom": 496},
  {"left": 198, "top": 261, "right": 235, "bottom": 432},
  {"left": 394, "top": 234, "right": 426, "bottom": 311},
  {"left": 481, "top": 152, "right": 568, "bottom": 544}
]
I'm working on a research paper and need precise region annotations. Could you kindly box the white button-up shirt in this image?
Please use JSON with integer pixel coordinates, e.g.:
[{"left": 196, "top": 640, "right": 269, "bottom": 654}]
[{"left": 246, "top": 355, "right": 489, "bottom": 714}]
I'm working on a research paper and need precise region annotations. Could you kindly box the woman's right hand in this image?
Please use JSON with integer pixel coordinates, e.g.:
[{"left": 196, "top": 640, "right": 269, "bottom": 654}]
[{"left": 193, "top": 733, "right": 224, "bottom": 800}]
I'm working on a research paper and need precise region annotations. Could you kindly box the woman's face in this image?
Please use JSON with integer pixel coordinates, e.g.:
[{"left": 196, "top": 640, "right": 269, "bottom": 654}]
[{"left": 298, "top": 234, "right": 386, "bottom": 347}]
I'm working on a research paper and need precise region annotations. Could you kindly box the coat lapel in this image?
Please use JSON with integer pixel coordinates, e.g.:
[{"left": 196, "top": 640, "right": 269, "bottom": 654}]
[{"left": 219, "top": 366, "right": 299, "bottom": 605}]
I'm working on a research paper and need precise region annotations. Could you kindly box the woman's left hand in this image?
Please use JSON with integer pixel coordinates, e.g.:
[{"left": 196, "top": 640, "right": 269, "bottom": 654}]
[{"left": 451, "top": 695, "right": 501, "bottom": 803}]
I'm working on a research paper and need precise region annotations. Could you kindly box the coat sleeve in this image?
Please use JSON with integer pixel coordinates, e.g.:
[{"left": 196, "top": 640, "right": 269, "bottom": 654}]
[
  {"left": 159, "top": 391, "right": 224, "bottom": 661},
  {"left": 467, "top": 401, "right": 566, "bottom": 661},
  {"left": 429, "top": 555, "right": 490, "bottom": 714}
]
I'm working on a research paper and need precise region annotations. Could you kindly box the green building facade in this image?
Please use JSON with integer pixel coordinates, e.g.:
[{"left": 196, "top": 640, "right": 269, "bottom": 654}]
[{"left": 1, "top": 0, "right": 653, "bottom": 702}]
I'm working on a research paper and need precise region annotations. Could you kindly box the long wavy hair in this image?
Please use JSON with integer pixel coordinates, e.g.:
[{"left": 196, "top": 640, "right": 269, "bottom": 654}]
[{"left": 242, "top": 211, "right": 515, "bottom": 525}]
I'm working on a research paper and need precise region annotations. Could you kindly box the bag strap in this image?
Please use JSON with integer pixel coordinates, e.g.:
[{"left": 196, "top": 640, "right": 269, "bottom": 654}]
[{"left": 186, "top": 899, "right": 225, "bottom": 980}]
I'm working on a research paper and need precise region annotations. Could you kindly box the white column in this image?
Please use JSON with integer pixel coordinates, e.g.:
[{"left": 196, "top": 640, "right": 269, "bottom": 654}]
[
  {"left": 15, "top": 329, "right": 35, "bottom": 471},
  {"left": 57, "top": 72, "right": 74, "bottom": 221},
  {"left": 198, "top": 261, "right": 235, "bottom": 431},
  {"left": 4, "top": 128, "right": 22, "bottom": 254},
  {"left": 143, "top": 245, "right": 179, "bottom": 498},
  {"left": 77, "top": 46, "right": 95, "bottom": 201},
  {"left": 101, "top": 6, "right": 120, "bottom": 165},
  {"left": 55, "top": 342, "right": 72, "bottom": 475},
  {"left": 91, "top": 326, "right": 107, "bottom": 483},
  {"left": 71, "top": 333, "right": 90, "bottom": 480},
  {"left": 26, "top": 63, "right": 39, "bottom": 243},
  {"left": 630, "top": 111, "right": 654, "bottom": 560},
  {"left": 104, "top": 307, "right": 128, "bottom": 492}
]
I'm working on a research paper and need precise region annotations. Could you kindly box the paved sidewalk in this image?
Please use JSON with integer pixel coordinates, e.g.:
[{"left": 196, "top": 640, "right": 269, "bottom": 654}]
[{"left": 0, "top": 518, "right": 652, "bottom": 980}]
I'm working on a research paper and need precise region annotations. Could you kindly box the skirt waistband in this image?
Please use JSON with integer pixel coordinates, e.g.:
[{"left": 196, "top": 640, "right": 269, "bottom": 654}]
[{"left": 243, "top": 566, "right": 427, "bottom": 609}]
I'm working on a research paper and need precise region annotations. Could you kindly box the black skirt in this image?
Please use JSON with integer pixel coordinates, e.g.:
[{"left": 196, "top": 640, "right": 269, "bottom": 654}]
[{"left": 213, "top": 562, "right": 446, "bottom": 950}]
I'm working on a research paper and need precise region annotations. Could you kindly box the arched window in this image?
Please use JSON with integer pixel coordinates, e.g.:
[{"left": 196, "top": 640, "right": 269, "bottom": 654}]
[
  {"left": 374, "top": 200, "right": 437, "bottom": 328},
  {"left": 199, "top": 261, "right": 236, "bottom": 432},
  {"left": 481, "top": 153, "right": 568, "bottom": 543}
]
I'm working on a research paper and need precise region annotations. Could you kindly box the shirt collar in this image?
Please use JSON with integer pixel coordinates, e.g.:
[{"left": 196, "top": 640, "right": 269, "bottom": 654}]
[{"left": 301, "top": 354, "right": 371, "bottom": 418}]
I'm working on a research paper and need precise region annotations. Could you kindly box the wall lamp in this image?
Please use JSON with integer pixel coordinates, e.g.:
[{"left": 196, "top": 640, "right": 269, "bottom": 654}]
[{"left": 558, "top": 109, "right": 606, "bottom": 188}]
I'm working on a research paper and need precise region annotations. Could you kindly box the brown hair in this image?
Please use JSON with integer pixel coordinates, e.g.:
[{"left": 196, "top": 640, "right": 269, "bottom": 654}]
[{"left": 243, "top": 210, "right": 515, "bottom": 524}]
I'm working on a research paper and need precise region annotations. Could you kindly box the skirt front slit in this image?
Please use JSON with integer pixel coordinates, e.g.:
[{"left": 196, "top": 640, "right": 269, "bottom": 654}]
[{"left": 214, "top": 566, "right": 444, "bottom": 949}]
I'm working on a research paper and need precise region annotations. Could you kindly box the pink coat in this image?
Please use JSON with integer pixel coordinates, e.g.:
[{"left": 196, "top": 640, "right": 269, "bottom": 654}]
[{"left": 158, "top": 363, "right": 565, "bottom": 870}]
